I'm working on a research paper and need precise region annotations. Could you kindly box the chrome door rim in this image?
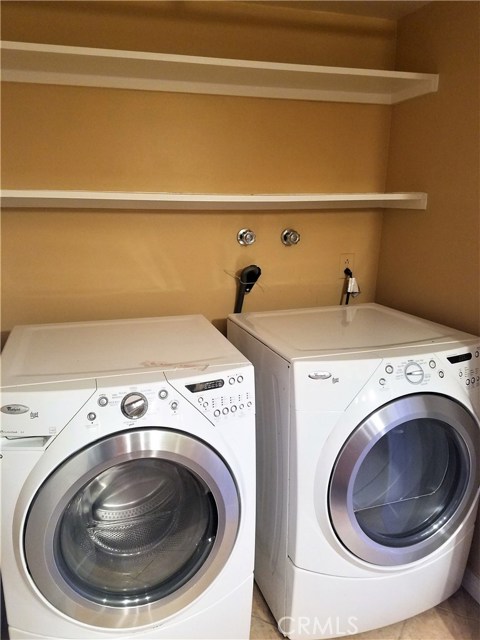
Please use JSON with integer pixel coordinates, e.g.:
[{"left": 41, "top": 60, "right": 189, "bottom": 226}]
[
  {"left": 24, "top": 429, "right": 240, "bottom": 628},
  {"left": 329, "top": 394, "right": 479, "bottom": 566}
]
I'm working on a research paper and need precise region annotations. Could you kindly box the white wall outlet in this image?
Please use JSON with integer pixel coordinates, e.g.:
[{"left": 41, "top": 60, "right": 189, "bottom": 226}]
[{"left": 339, "top": 253, "right": 355, "bottom": 278}]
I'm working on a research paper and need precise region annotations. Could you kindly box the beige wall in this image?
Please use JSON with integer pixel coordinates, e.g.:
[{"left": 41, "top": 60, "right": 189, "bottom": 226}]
[
  {"left": 1, "top": 0, "right": 395, "bottom": 338},
  {"left": 378, "top": 0, "right": 480, "bottom": 587},
  {"left": 0, "top": 0, "right": 397, "bottom": 66},
  {"left": 377, "top": 1, "right": 480, "bottom": 336}
]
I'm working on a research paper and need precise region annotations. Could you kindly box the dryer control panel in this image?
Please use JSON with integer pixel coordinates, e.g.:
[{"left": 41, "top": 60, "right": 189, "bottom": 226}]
[
  {"left": 378, "top": 358, "right": 439, "bottom": 387},
  {"left": 445, "top": 348, "right": 480, "bottom": 390},
  {"left": 378, "top": 349, "right": 480, "bottom": 388},
  {"left": 376, "top": 345, "right": 480, "bottom": 410}
]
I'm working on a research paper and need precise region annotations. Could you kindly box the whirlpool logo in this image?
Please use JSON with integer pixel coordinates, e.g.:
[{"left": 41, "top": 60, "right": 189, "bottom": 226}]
[{"left": 1, "top": 404, "right": 30, "bottom": 415}]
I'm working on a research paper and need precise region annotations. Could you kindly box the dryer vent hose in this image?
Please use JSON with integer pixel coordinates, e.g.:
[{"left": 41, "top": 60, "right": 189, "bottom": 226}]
[{"left": 234, "top": 265, "right": 262, "bottom": 313}]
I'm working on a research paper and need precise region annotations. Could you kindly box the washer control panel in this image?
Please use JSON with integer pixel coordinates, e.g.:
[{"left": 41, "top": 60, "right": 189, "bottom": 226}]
[
  {"left": 80, "top": 367, "right": 254, "bottom": 429},
  {"left": 183, "top": 373, "right": 254, "bottom": 421},
  {"left": 83, "top": 381, "right": 185, "bottom": 429}
]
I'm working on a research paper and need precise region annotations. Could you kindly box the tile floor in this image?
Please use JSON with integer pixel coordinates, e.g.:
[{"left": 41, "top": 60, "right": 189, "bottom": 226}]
[{"left": 249, "top": 583, "right": 480, "bottom": 640}]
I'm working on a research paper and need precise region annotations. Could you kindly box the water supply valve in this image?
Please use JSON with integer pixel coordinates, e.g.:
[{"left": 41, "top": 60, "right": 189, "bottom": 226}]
[
  {"left": 281, "top": 228, "right": 301, "bottom": 246},
  {"left": 237, "top": 229, "right": 256, "bottom": 246}
]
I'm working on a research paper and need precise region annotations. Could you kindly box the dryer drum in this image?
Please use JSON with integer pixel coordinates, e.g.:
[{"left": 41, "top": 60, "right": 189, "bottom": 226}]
[{"left": 329, "top": 393, "right": 480, "bottom": 566}]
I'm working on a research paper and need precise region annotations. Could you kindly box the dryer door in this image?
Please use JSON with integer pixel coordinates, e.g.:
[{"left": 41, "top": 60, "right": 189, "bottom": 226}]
[
  {"left": 24, "top": 429, "right": 240, "bottom": 628},
  {"left": 329, "top": 394, "right": 479, "bottom": 566}
]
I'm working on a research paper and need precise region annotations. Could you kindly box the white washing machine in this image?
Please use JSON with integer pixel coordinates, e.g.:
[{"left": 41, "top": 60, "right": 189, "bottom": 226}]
[
  {"left": 227, "top": 303, "right": 480, "bottom": 639},
  {"left": 1, "top": 315, "right": 255, "bottom": 640}
]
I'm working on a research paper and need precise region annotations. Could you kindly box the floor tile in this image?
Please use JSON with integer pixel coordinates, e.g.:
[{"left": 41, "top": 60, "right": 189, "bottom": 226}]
[
  {"left": 400, "top": 595, "right": 480, "bottom": 640},
  {"left": 252, "top": 583, "right": 275, "bottom": 625},
  {"left": 400, "top": 608, "right": 471, "bottom": 639},
  {"left": 435, "top": 587, "right": 480, "bottom": 622},
  {"left": 250, "top": 613, "right": 285, "bottom": 640},
  {"left": 352, "top": 619, "right": 406, "bottom": 640},
  {"left": 249, "top": 585, "right": 480, "bottom": 640}
]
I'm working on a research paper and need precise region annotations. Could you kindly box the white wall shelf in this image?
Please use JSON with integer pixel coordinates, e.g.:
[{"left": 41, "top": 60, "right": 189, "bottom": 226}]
[
  {"left": 1, "top": 41, "right": 439, "bottom": 104},
  {"left": 0, "top": 190, "right": 428, "bottom": 211}
]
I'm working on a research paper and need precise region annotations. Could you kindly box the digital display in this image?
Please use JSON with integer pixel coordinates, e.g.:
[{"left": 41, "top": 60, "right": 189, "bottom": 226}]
[
  {"left": 186, "top": 379, "right": 224, "bottom": 393},
  {"left": 447, "top": 353, "right": 472, "bottom": 364}
]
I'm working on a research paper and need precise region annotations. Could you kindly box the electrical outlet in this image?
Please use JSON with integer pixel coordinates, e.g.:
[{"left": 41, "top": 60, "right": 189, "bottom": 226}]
[{"left": 339, "top": 253, "right": 355, "bottom": 278}]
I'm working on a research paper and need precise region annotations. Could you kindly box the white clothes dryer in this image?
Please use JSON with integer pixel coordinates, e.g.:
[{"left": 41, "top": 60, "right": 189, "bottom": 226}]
[
  {"left": 227, "top": 303, "right": 480, "bottom": 639},
  {"left": 1, "top": 315, "right": 255, "bottom": 640}
]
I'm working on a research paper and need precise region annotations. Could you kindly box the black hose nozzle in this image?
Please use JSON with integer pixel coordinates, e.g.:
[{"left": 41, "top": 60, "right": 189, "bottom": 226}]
[{"left": 234, "top": 265, "right": 262, "bottom": 313}]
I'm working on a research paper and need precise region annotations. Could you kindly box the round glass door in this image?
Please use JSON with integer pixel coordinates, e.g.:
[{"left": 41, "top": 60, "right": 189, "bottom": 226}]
[
  {"left": 329, "top": 394, "right": 479, "bottom": 566},
  {"left": 58, "top": 458, "right": 216, "bottom": 606},
  {"left": 24, "top": 429, "right": 240, "bottom": 628}
]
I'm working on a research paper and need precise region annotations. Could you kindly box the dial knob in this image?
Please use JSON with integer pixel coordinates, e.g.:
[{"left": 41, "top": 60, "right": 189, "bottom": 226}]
[
  {"left": 121, "top": 392, "right": 148, "bottom": 419},
  {"left": 404, "top": 362, "right": 424, "bottom": 385}
]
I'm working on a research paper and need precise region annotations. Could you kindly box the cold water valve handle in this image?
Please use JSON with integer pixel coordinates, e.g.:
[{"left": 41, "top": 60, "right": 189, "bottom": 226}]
[{"left": 234, "top": 265, "right": 262, "bottom": 313}]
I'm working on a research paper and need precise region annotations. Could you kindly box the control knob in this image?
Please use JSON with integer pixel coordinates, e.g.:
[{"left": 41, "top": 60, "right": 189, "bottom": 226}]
[
  {"left": 404, "top": 362, "right": 424, "bottom": 385},
  {"left": 121, "top": 392, "right": 148, "bottom": 419}
]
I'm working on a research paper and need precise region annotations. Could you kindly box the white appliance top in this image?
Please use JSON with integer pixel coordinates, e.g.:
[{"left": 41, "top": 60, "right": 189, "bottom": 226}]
[
  {"left": 229, "top": 303, "right": 478, "bottom": 360},
  {"left": 2, "top": 315, "right": 247, "bottom": 386}
]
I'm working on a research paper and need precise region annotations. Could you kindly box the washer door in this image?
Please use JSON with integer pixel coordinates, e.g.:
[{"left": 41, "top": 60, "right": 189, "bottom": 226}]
[
  {"left": 329, "top": 394, "right": 479, "bottom": 566},
  {"left": 24, "top": 429, "right": 240, "bottom": 628}
]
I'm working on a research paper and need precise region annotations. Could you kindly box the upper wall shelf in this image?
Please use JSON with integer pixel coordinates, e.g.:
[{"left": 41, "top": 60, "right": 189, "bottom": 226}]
[
  {"left": 0, "top": 41, "right": 439, "bottom": 104},
  {"left": 0, "top": 190, "right": 428, "bottom": 211}
]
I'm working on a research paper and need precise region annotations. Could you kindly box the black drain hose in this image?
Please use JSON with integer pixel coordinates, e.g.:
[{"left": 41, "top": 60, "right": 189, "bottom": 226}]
[{"left": 234, "top": 265, "right": 262, "bottom": 313}]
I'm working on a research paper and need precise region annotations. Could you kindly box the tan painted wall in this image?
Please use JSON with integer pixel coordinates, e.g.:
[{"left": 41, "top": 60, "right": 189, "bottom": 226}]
[
  {"left": 378, "top": 1, "right": 480, "bottom": 587},
  {"left": 377, "top": 1, "right": 480, "bottom": 336},
  {"left": 1, "top": 1, "right": 395, "bottom": 338}
]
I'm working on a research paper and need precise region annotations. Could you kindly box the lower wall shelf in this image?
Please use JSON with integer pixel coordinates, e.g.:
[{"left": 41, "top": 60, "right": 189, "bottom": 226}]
[{"left": 0, "top": 190, "right": 428, "bottom": 211}]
